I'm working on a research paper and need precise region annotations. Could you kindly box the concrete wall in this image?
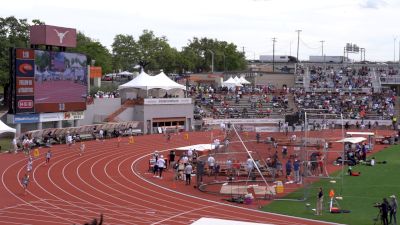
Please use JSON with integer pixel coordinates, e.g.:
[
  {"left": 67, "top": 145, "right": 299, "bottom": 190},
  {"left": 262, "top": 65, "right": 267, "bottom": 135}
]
[
  {"left": 117, "top": 107, "right": 134, "bottom": 121},
  {"left": 136, "top": 104, "right": 194, "bottom": 134},
  {"left": 80, "top": 98, "right": 121, "bottom": 125},
  {"left": 254, "top": 73, "right": 295, "bottom": 89}
]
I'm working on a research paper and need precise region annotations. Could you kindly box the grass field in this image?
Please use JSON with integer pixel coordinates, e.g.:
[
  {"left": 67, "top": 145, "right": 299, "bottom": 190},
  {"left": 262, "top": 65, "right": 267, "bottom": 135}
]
[
  {"left": 0, "top": 137, "right": 12, "bottom": 152},
  {"left": 263, "top": 145, "right": 400, "bottom": 225}
]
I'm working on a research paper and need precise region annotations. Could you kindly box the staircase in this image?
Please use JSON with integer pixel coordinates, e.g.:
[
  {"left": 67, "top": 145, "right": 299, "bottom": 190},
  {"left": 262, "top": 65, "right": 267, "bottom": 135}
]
[
  {"left": 287, "top": 93, "right": 297, "bottom": 113},
  {"left": 104, "top": 99, "right": 135, "bottom": 122},
  {"left": 304, "top": 68, "right": 311, "bottom": 91},
  {"left": 395, "top": 98, "right": 400, "bottom": 117},
  {"left": 371, "top": 68, "right": 382, "bottom": 93}
]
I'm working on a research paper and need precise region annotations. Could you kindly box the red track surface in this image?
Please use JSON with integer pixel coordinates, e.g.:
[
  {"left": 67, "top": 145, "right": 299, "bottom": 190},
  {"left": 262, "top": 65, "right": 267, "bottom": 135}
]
[{"left": 1, "top": 130, "right": 391, "bottom": 225}]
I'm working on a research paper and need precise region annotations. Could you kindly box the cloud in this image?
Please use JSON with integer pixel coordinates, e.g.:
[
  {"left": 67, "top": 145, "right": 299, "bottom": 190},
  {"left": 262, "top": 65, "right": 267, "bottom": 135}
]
[{"left": 359, "top": 0, "right": 387, "bottom": 9}]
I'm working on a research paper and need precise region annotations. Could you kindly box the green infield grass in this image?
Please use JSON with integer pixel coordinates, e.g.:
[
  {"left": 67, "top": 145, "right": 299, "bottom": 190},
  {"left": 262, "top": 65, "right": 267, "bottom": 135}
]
[{"left": 263, "top": 145, "right": 400, "bottom": 225}]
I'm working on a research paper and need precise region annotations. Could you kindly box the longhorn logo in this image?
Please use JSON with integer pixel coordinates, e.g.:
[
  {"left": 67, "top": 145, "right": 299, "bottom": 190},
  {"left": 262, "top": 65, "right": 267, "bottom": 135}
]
[
  {"left": 18, "top": 63, "right": 33, "bottom": 74},
  {"left": 54, "top": 29, "right": 69, "bottom": 44}
]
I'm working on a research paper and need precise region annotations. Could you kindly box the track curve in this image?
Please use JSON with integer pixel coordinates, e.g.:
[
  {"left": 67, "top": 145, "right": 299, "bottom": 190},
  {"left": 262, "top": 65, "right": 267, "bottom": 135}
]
[{"left": 0, "top": 132, "right": 340, "bottom": 225}]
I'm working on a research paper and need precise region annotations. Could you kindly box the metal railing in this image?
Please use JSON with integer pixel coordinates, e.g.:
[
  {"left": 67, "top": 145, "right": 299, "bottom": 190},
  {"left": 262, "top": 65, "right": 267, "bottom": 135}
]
[{"left": 380, "top": 76, "right": 400, "bottom": 84}]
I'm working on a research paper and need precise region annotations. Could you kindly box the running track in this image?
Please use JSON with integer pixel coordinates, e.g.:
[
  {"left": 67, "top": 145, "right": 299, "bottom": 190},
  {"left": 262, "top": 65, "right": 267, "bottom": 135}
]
[{"left": 0, "top": 132, "right": 344, "bottom": 225}]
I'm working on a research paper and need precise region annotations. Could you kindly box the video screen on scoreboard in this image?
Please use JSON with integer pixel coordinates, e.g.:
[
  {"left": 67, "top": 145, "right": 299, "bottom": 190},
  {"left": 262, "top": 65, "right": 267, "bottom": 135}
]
[{"left": 14, "top": 48, "right": 88, "bottom": 114}]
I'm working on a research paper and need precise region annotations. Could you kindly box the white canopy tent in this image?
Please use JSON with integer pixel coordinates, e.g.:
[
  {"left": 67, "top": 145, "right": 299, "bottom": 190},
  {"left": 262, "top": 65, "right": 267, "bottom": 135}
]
[
  {"left": 222, "top": 77, "right": 243, "bottom": 88},
  {"left": 118, "top": 70, "right": 186, "bottom": 98},
  {"left": 119, "top": 71, "right": 186, "bottom": 91},
  {"left": 0, "top": 120, "right": 16, "bottom": 134},
  {"left": 118, "top": 71, "right": 154, "bottom": 90},
  {"left": 335, "top": 137, "right": 367, "bottom": 144},
  {"left": 118, "top": 71, "right": 133, "bottom": 76},
  {"left": 175, "top": 144, "right": 222, "bottom": 152},
  {"left": 239, "top": 76, "right": 251, "bottom": 84},
  {"left": 153, "top": 72, "right": 186, "bottom": 90}
]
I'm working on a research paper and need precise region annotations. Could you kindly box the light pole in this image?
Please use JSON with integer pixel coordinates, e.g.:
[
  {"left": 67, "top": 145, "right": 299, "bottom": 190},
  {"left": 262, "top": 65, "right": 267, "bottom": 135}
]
[
  {"left": 208, "top": 50, "right": 214, "bottom": 73},
  {"left": 320, "top": 40, "right": 325, "bottom": 56},
  {"left": 295, "top": 30, "right": 302, "bottom": 62},
  {"left": 222, "top": 53, "right": 226, "bottom": 72},
  {"left": 394, "top": 37, "right": 397, "bottom": 63},
  {"left": 272, "top": 37, "right": 277, "bottom": 72}
]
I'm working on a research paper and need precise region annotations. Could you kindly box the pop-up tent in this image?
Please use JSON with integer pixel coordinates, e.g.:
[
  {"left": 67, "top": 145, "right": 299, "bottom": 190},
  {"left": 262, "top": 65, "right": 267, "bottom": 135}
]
[
  {"left": 239, "top": 76, "right": 251, "bottom": 84},
  {"left": 335, "top": 137, "right": 367, "bottom": 144},
  {"left": 118, "top": 71, "right": 154, "bottom": 90},
  {"left": 153, "top": 72, "right": 186, "bottom": 90},
  {"left": 0, "top": 120, "right": 16, "bottom": 134},
  {"left": 118, "top": 71, "right": 133, "bottom": 76},
  {"left": 222, "top": 77, "right": 243, "bottom": 88},
  {"left": 118, "top": 71, "right": 186, "bottom": 91}
]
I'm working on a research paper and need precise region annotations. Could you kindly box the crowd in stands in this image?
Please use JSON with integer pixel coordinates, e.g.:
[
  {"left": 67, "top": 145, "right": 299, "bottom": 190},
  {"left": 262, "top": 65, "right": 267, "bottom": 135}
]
[
  {"left": 308, "top": 66, "right": 373, "bottom": 90},
  {"left": 190, "top": 84, "right": 291, "bottom": 120},
  {"left": 87, "top": 91, "right": 120, "bottom": 104},
  {"left": 293, "top": 88, "right": 396, "bottom": 119}
]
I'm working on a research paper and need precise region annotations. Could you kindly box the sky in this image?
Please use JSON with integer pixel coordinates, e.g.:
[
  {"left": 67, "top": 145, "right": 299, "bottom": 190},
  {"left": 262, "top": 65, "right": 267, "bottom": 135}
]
[{"left": 2, "top": 0, "right": 400, "bottom": 61}]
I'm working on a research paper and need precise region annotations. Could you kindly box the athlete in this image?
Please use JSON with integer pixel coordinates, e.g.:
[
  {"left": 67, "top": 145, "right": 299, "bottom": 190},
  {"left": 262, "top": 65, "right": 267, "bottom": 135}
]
[
  {"left": 45, "top": 149, "right": 52, "bottom": 165},
  {"left": 26, "top": 157, "right": 33, "bottom": 173},
  {"left": 21, "top": 174, "right": 30, "bottom": 195},
  {"left": 79, "top": 142, "right": 85, "bottom": 156}
]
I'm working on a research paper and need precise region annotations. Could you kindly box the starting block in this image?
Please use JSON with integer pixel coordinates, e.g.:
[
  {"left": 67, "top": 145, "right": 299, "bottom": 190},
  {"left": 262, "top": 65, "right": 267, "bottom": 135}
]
[{"left": 184, "top": 133, "right": 189, "bottom": 140}]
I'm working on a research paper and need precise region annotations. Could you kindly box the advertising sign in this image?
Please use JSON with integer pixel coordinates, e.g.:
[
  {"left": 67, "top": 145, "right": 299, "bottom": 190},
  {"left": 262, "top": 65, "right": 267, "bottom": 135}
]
[
  {"left": 16, "top": 49, "right": 34, "bottom": 60},
  {"left": 144, "top": 98, "right": 192, "bottom": 105},
  {"left": 14, "top": 114, "right": 39, "bottom": 123},
  {"left": 16, "top": 96, "right": 35, "bottom": 114},
  {"left": 39, "top": 112, "right": 64, "bottom": 122},
  {"left": 242, "top": 126, "right": 255, "bottom": 132},
  {"left": 90, "top": 66, "right": 102, "bottom": 78},
  {"left": 30, "top": 25, "right": 77, "bottom": 48},
  {"left": 16, "top": 77, "right": 34, "bottom": 95},
  {"left": 255, "top": 126, "right": 278, "bottom": 132},
  {"left": 15, "top": 60, "right": 35, "bottom": 77},
  {"left": 203, "top": 118, "right": 282, "bottom": 125},
  {"left": 63, "top": 111, "right": 84, "bottom": 120},
  {"left": 15, "top": 49, "right": 35, "bottom": 114}
]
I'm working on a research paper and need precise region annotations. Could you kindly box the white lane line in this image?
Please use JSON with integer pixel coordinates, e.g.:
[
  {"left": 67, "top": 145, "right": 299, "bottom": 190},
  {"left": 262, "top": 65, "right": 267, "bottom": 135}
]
[
  {"left": 115, "top": 146, "right": 279, "bottom": 224},
  {"left": 2, "top": 155, "right": 75, "bottom": 224},
  {"left": 32, "top": 150, "right": 98, "bottom": 221},
  {"left": 66, "top": 147, "right": 152, "bottom": 223},
  {"left": 0, "top": 214, "right": 71, "bottom": 224},
  {"left": 131, "top": 149, "right": 343, "bottom": 225},
  {"left": 151, "top": 205, "right": 216, "bottom": 225}
]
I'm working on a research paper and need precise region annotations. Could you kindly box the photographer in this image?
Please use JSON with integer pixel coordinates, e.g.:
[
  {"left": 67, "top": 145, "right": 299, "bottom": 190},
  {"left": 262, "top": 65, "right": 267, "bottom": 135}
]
[
  {"left": 390, "top": 195, "right": 398, "bottom": 225},
  {"left": 377, "top": 198, "right": 390, "bottom": 225}
]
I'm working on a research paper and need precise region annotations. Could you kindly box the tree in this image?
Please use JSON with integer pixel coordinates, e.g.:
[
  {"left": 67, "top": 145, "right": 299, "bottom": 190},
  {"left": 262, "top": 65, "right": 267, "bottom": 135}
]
[
  {"left": 183, "top": 37, "right": 246, "bottom": 72},
  {"left": 112, "top": 30, "right": 180, "bottom": 74},
  {"left": 0, "top": 16, "right": 31, "bottom": 88},
  {"left": 135, "top": 30, "right": 177, "bottom": 73},
  {"left": 72, "top": 32, "right": 113, "bottom": 74},
  {"left": 177, "top": 47, "right": 202, "bottom": 73},
  {"left": 111, "top": 34, "right": 138, "bottom": 72}
]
